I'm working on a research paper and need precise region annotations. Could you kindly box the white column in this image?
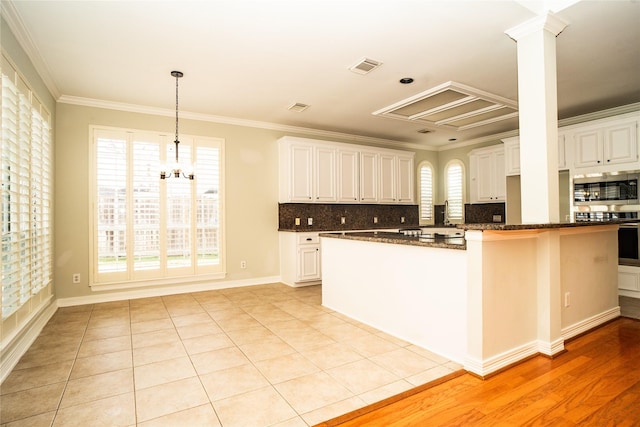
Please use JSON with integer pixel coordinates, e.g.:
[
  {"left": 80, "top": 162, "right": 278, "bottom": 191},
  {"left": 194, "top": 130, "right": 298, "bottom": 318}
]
[{"left": 506, "top": 13, "right": 568, "bottom": 224}]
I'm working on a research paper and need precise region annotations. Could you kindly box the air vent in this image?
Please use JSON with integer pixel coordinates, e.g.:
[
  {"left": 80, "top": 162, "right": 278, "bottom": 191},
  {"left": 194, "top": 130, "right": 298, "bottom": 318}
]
[
  {"left": 349, "top": 58, "right": 382, "bottom": 75},
  {"left": 372, "top": 81, "right": 518, "bottom": 131},
  {"left": 288, "top": 103, "right": 309, "bottom": 112}
]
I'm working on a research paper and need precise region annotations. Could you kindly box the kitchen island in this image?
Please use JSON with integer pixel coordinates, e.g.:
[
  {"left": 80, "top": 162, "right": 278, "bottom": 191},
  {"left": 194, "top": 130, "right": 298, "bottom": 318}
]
[{"left": 320, "top": 223, "right": 620, "bottom": 377}]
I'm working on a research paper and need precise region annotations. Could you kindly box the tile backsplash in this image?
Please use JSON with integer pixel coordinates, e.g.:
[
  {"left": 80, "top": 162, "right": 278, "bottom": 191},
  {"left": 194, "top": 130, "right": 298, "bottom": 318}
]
[
  {"left": 278, "top": 203, "right": 419, "bottom": 231},
  {"left": 464, "top": 203, "right": 506, "bottom": 224}
]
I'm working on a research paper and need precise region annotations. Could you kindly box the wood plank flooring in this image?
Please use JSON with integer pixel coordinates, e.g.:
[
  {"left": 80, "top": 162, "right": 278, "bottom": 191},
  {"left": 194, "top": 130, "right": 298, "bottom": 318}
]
[{"left": 316, "top": 317, "right": 640, "bottom": 426}]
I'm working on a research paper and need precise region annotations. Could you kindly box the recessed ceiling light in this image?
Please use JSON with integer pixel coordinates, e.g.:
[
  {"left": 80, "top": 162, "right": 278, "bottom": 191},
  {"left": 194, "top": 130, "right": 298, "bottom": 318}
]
[
  {"left": 417, "top": 129, "right": 432, "bottom": 134},
  {"left": 399, "top": 77, "right": 414, "bottom": 84},
  {"left": 448, "top": 138, "right": 457, "bottom": 142}
]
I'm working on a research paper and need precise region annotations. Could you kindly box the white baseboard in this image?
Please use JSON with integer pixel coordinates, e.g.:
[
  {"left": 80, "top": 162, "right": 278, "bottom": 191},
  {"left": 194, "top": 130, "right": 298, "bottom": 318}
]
[
  {"left": 536, "top": 337, "right": 565, "bottom": 357},
  {"left": 1, "top": 297, "right": 57, "bottom": 383},
  {"left": 57, "top": 275, "right": 282, "bottom": 307},
  {"left": 561, "top": 306, "right": 621, "bottom": 340},
  {"left": 464, "top": 340, "right": 539, "bottom": 377}
]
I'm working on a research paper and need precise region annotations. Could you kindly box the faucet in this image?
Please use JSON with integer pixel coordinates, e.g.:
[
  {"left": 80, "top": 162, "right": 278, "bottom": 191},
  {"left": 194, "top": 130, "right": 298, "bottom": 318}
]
[{"left": 443, "top": 200, "right": 450, "bottom": 226}]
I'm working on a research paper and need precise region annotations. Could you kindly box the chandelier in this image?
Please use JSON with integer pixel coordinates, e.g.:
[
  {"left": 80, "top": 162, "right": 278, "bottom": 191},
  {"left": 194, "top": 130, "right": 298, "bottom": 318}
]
[{"left": 160, "top": 70, "right": 194, "bottom": 180}]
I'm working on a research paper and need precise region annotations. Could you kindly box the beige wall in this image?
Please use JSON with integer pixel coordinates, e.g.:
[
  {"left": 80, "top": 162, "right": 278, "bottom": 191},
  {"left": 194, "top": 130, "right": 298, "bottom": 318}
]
[{"left": 54, "top": 104, "right": 436, "bottom": 300}]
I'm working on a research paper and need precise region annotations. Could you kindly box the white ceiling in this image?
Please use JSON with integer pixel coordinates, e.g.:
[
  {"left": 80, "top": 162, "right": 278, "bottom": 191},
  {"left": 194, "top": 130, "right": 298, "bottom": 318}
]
[{"left": 3, "top": 0, "right": 640, "bottom": 150}]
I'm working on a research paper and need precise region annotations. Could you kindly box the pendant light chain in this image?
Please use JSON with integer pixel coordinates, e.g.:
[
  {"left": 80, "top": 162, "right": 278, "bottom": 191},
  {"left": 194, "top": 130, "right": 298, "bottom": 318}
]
[{"left": 161, "top": 71, "right": 192, "bottom": 180}]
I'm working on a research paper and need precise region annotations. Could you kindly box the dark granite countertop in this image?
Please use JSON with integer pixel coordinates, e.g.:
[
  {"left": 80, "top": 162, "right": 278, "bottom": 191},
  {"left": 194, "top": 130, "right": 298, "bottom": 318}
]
[
  {"left": 319, "top": 231, "right": 467, "bottom": 250},
  {"left": 460, "top": 221, "right": 626, "bottom": 231}
]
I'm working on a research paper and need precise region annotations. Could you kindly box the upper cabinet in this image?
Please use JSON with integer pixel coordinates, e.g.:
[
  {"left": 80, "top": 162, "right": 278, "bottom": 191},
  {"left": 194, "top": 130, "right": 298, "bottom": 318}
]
[
  {"left": 503, "top": 112, "right": 639, "bottom": 176},
  {"left": 572, "top": 119, "right": 638, "bottom": 171},
  {"left": 469, "top": 144, "right": 505, "bottom": 203},
  {"left": 279, "top": 136, "right": 415, "bottom": 204},
  {"left": 503, "top": 134, "right": 568, "bottom": 176}
]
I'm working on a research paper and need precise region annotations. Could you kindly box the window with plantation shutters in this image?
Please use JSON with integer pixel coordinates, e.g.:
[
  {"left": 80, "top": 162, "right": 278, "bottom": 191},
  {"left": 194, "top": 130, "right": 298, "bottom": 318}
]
[
  {"left": 445, "top": 160, "right": 464, "bottom": 222},
  {"left": 1, "top": 56, "right": 52, "bottom": 319},
  {"left": 419, "top": 162, "right": 434, "bottom": 223},
  {"left": 91, "top": 127, "right": 224, "bottom": 288}
]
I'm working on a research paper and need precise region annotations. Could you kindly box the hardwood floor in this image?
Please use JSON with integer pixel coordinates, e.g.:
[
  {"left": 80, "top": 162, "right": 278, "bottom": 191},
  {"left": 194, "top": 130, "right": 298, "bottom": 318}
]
[{"left": 316, "top": 317, "right": 640, "bottom": 426}]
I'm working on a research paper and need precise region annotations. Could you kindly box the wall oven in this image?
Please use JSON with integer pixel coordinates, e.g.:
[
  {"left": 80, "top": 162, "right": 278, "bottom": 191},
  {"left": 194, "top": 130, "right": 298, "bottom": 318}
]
[{"left": 619, "top": 223, "right": 640, "bottom": 264}]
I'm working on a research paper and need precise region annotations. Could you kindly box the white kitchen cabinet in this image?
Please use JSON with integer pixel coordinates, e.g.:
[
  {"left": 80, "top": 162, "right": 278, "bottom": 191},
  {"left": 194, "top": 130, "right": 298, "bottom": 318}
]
[
  {"left": 503, "top": 135, "right": 568, "bottom": 176},
  {"left": 573, "top": 119, "right": 638, "bottom": 171},
  {"left": 314, "top": 146, "right": 337, "bottom": 202},
  {"left": 337, "top": 148, "right": 359, "bottom": 202},
  {"left": 279, "top": 138, "right": 336, "bottom": 203},
  {"left": 279, "top": 232, "right": 321, "bottom": 286},
  {"left": 359, "top": 150, "right": 379, "bottom": 203},
  {"left": 379, "top": 153, "right": 396, "bottom": 203},
  {"left": 397, "top": 154, "right": 414, "bottom": 203},
  {"left": 279, "top": 136, "right": 414, "bottom": 204},
  {"left": 287, "top": 143, "right": 313, "bottom": 201},
  {"left": 470, "top": 145, "right": 505, "bottom": 203},
  {"left": 619, "top": 265, "right": 640, "bottom": 299}
]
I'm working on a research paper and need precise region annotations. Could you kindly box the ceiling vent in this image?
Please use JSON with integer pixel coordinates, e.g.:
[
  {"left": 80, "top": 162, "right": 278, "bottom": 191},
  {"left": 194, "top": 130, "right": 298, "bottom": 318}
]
[
  {"left": 372, "top": 81, "right": 518, "bottom": 131},
  {"left": 288, "top": 102, "right": 310, "bottom": 112},
  {"left": 349, "top": 58, "right": 382, "bottom": 75}
]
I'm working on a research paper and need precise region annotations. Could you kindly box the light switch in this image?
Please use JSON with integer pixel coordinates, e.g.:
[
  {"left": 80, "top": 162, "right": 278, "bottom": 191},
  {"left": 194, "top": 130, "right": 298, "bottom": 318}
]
[
  {"left": 307, "top": 217, "right": 313, "bottom": 226},
  {"left": 373, "top": 216, "right": 378, "bottom": 224},
  {"left": 295, "top": 218, "right": 300, "bottom": 226},
  {"left": 341, "top": 217, "right": 346, "bottom": 225}
]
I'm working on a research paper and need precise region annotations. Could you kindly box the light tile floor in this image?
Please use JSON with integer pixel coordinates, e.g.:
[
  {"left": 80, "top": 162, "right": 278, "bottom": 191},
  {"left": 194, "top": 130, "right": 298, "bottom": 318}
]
[{"left": 0, "top": 283, "right": 461, "bottom": 427}]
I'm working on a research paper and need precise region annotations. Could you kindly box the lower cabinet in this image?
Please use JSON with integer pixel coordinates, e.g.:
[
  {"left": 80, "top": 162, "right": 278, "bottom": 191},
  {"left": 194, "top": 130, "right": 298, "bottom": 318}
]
[
  {"left": 619, "top": 265, "right": 640, "bottom": 298},
  {"left": 279, "top": 232, "right": 321, "bottom": 287}
]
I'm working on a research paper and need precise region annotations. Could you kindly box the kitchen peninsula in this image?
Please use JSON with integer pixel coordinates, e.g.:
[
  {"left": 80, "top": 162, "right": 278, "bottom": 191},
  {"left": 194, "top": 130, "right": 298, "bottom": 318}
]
[{"left": 320, "top": 222, "right": 620, "bottom": 377}]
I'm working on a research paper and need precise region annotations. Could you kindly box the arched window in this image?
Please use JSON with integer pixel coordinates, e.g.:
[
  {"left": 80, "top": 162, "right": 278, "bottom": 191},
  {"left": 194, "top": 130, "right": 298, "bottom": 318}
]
[
  {"left": 445, "top": 160, "right": 465, "bottom": 223},
  {"left": 418, "top": 161, "right": 434, "bottom": 224}
]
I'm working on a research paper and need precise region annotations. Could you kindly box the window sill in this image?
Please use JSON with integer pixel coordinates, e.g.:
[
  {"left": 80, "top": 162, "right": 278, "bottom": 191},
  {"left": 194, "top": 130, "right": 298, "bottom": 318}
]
[{"left": 90, "top": 272, "right": 226, "bottom": 292}]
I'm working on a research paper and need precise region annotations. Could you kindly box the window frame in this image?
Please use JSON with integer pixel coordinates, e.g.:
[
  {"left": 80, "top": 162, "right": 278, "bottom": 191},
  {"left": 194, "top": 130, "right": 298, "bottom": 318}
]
[
  {"left": 89, "top": 125, "right": 225, "bottom": 291},
  {"left": 418, "top": 161, "right": 435, "bottom": 225},
  {"left": 444, "top": 159, "right": 465, "bottom": 224},
  {"left": 1, "top": 54, "right": 53, "bottom": 319}
]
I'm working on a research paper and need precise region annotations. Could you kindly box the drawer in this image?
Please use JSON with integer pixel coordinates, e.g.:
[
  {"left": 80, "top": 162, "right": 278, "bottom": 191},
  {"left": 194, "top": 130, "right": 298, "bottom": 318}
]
[{"left": 297, "top": 233, "right": 320, "bottom": 245}]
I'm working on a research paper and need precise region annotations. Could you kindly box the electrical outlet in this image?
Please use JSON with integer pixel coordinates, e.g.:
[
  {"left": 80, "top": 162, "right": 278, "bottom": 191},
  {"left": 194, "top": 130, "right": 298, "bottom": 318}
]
[
  {"left": 240, "top": 261, "right": 247, "bottom": 269},
  {"left": 373, "top": 216, "right": 378, "bottom": 224},
  {"left": 307, "top": 217, "right": 313, "bottom": 226},
  {"left": 401, "top": 217, "right": 405, "bottom": 223},
  {"left": 295, "top": 218, "right": 300, "bottom": 226},
  {"left": 341, "top": 217, "right": 346, "bottom": 225},
  {"left": 564, "top": 292, "right": 570, "bottom": 307},
  {"left": 72, "top": 273, "right": 81, "bottom": 284}
]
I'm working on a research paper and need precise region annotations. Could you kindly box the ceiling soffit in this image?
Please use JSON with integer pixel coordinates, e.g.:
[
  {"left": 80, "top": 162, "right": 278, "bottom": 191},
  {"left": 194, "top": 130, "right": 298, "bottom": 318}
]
[{"left": 372, "top": 81, "right": 519, "bottom": 132}]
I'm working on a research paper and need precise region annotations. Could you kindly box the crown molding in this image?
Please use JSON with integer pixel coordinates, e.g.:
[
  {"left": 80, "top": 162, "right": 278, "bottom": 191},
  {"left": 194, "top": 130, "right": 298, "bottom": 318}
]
[
  {"left": 1, "top": 0, "right": 60, "bottom": 99},
  {"left": 57, "top": 95, "right": 436, "bottom": 152},
  {"left": 505, "top": 11, "right": 569, "bottom": 41}
]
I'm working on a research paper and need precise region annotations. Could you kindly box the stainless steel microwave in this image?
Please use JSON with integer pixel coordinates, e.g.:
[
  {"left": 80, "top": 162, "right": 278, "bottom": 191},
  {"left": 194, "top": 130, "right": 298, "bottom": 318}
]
[{"left": 574, "top": 173, "right": 638, "bottom": 205}]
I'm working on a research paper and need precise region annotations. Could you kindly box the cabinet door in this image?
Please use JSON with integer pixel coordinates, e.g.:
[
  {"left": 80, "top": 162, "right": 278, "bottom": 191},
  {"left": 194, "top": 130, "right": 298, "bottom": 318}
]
[
  {"left": 475, "top": 152, "right": 495, "bottom": 202},
  {"left": 493, "top": 151, "right": 506, "bottom": 201},
  {"left": 337, "top": 149, "right": 359, "bottom": 202},
  {"left": 604, "top": 121, "right": 638, "bottom": 165},
  {"left": 289, "top": 144, "right": 314, "bottom": 201},
  {"left": 297, "top": 246, "right": 321, "bottom": 282},
  {"left": 397, "top": 155, "right": 414, "bottom": 203},
  {"left": 360, "top": 151, "right": 378, "bottom": 202},
  {"left": 504, "top": 139, "right": 521, "bottom": 176},
  {"left": 379, "top": 153, "right": 397, "bottom": 203},
  {"left": 574, "top": 129, "right": 603, "bottom": 168},
  {"left": 314, "top": 146, "right": 337, "bottom": 202}
]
